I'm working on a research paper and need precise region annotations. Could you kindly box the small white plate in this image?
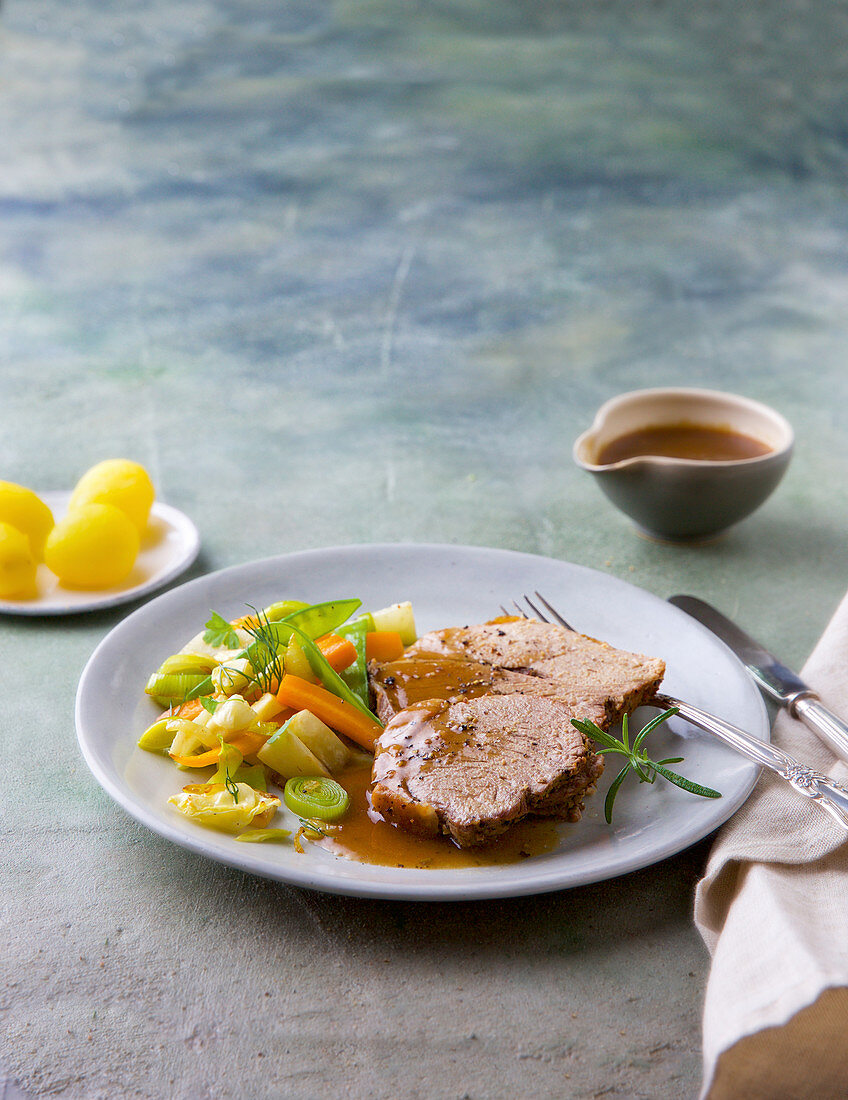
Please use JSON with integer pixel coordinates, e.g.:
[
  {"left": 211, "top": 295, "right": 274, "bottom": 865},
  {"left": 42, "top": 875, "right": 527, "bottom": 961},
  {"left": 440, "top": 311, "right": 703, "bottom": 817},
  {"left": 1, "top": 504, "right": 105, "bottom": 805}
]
[
  {"left": 0, "top": 491, "right": 200, "bottom": 616},
  {"left": 75, "top": 543, "right": 767, "bottom": 901}
]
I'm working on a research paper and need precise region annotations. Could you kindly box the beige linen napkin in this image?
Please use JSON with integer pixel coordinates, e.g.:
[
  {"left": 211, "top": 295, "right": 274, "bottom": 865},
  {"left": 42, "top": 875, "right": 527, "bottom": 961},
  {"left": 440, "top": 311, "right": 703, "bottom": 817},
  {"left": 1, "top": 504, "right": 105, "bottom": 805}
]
[{"left": 695, "top": 590, "right": 848, "bottom": 1100}]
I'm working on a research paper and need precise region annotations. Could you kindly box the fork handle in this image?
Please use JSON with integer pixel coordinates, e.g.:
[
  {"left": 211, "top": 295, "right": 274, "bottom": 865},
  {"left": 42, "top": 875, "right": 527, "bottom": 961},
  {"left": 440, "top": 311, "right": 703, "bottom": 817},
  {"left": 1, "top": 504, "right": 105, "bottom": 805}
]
[{"left": 655, "top": 693, "right": 848, "bottom": 832}]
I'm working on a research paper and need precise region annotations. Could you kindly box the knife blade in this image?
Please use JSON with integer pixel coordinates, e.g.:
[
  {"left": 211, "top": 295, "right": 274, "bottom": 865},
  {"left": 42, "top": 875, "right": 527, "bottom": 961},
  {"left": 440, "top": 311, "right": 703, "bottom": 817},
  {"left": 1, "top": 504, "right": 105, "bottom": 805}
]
[{"left": 668, "top": 594, "right": 848, "bottom": 764}]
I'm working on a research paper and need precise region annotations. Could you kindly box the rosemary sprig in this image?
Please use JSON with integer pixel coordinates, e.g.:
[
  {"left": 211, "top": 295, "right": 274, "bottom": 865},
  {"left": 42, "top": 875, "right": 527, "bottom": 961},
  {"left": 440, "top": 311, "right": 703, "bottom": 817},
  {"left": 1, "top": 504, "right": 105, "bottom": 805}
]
[{"left": 571, "top": 707, "right": 722, "bottom": 824}]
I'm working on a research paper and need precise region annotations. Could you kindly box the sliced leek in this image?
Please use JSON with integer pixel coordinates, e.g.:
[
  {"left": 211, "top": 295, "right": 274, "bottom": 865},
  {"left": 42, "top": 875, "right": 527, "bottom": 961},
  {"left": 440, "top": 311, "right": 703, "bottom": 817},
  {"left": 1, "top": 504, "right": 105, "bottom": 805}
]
[
  {"left": 137, "top": 718, "right": 174, "bottom": 754},
  {"left": 283, "top": 776, "right": 349, "bottom": 821},
  {"left": 235, "top": 828, "right": 292, "bottom": 843},
  {"left": 144, "top": 670, "right": 210, "bottom": 708},
  {"left": 158, "top": 654, "right": 218, "bottom": 675}
]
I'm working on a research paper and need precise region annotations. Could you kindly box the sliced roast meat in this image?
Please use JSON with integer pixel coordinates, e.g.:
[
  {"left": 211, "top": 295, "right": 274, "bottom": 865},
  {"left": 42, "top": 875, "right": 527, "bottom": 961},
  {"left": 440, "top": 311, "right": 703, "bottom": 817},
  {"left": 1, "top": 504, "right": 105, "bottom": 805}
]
[
  {"left": 407, "top": 617, "right": 578, "bottom": 667},
  {"left": 367, "top": 615, "right": 665, "bottom": 848},
  {"left": 369, "top": 651, "right": 609, "bottom": 729},
  {"left": 404, "top": 617, "right": 665, "bottom": 727},
  {"left": 370, "top": 693, "right": 604, "bottom": 847}
]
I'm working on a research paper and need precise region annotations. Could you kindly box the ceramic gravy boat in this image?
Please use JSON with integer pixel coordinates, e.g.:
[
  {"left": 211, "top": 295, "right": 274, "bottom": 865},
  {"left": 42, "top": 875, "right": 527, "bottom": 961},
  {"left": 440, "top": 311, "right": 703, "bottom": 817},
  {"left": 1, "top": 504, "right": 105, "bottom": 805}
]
[{"left": 573, "top": 387, "right": 794, "bottom": 542}]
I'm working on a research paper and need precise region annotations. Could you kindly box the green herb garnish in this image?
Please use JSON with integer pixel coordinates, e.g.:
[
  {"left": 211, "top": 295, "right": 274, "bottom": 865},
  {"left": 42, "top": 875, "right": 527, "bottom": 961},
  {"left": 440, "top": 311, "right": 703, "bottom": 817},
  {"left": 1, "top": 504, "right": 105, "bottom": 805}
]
[
  {"left": 241, "top": 605, "right": 286, "bottom": 696},
  {"left": 199, "top": 696, "right": 219, "bottom": 715},
  {"left": 571, "top": 707, "right": 722, "bottom": 824},
  {"left": 203, "top": 611, "right": 241, "bottom": 649}
]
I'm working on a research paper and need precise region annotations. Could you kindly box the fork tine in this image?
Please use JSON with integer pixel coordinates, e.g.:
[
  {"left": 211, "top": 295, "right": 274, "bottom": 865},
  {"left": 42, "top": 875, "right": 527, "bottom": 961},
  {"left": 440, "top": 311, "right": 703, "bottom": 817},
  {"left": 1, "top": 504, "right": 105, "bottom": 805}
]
[
  {"left": 521, "top": 593, "right": 549, "bottom": 623},
  {"left": 533, "top": 591, "right": 575, "bottom": 632},
  {"left": 504, "top": 595, "right": 575, "bottom": 631}
]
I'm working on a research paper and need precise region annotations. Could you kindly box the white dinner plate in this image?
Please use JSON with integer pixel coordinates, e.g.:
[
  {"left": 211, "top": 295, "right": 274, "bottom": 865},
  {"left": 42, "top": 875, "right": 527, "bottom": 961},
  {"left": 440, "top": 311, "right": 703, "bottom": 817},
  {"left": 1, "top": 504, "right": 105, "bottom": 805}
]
[
  {"left": 75, "top": 543, "right": 767, "bottom": 901},
  {"left": 0, "top": 491, "right": 200, "bottom": 616}
]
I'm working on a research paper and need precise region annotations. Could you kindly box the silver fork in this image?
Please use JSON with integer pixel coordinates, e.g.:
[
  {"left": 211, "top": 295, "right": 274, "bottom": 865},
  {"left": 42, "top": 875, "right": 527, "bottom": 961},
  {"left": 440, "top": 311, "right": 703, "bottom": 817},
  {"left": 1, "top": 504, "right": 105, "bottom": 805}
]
[{"left": 510, "top": 592, "right": 848, "bottom": 831}]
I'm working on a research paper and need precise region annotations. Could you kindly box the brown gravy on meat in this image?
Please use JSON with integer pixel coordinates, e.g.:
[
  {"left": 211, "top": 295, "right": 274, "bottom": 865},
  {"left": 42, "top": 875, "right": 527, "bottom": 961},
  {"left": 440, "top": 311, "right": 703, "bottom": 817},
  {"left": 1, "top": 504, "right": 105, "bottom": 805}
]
[
  {"left": 370, "top": 654, "right": 497, "bottom": 713},
  {"left": 314, "top": 762, "right": 561, "bottom": 869},
  {"left": 596, "top": 423, "right": 772, "bottom": 464}
]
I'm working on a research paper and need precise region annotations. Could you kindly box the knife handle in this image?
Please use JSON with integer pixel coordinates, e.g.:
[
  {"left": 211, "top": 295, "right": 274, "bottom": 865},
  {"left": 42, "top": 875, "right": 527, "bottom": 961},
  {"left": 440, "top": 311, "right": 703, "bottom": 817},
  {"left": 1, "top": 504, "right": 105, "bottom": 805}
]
[
  {"left": 791, "top": 696, "right": 848, "bottom": 764},
  {"left": 656, "top": 694, "right": 848, "bottom": 832}
]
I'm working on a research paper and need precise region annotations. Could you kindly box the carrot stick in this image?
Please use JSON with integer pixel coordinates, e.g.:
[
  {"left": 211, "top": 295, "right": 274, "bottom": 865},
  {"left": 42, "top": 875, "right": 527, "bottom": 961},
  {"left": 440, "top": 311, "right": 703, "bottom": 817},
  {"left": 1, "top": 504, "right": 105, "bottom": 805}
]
[
  {"left": 365, "top": 631, "right": 404, "bottom": 662},
  {"left": 275, "top": 674, "right": 381, "bottom": 751},
  {"left": 227, "top": 729, "right": 269, "bottom": 756},
  {"left": 316, "top": 633, "right": 359, "bottom": 672},
  {"left": 169, "top": 698, "right": 204, "bottom": 721}
]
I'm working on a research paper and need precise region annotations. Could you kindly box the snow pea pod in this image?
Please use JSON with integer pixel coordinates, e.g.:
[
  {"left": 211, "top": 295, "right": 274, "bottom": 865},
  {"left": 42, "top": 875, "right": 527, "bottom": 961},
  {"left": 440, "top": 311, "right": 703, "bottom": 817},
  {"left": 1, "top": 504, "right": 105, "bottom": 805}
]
[
  {"left": 337, "top": 614, "right": 375, "bottom": 710},
  {"left": 262, "top": 599, "right": 307, "bottom": 622},
  {"left": 265, "top": 599, "right": 361, "bottom": 644}
]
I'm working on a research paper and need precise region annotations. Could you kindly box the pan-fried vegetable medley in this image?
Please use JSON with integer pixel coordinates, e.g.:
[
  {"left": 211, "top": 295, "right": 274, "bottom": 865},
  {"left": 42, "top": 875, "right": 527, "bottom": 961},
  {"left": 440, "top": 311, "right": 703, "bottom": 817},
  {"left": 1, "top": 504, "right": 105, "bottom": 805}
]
[{"left": 137, "top": 596, "right": 416, "bottom": 847}]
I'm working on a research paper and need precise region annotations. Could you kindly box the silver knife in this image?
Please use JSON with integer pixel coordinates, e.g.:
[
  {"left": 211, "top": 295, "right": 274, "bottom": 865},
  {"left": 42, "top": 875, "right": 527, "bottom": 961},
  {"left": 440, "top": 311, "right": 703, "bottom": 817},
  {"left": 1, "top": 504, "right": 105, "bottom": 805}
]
[{"left": 668, "top": 594, "right": 848, "bottom": 764}]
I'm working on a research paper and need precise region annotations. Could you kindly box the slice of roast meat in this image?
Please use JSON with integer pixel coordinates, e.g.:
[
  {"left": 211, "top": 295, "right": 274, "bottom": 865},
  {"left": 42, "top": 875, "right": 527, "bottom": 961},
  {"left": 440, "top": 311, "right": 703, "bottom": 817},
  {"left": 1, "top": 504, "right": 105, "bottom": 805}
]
[
  {"left": 370, "top": 652, "right": 610, "bottom": 730},
  {"left": 370, "top": 693, "right": 605, "bottom": 847},
  {"left": 403, "top": 617, "right": 665, "bottom": 727},
  {"left": 407, "top": 617, "right": 579, "bottom": 667}
]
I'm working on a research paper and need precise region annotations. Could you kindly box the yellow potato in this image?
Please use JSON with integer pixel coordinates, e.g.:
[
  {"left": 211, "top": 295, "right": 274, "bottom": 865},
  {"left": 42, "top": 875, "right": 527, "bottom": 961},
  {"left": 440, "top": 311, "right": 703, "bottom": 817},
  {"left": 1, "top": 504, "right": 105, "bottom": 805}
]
[
  {"left": 0, "top": 481, "right": 54, "bottom": 560},
  {"left": 69, "top": 459, "right": 155, "bottom": 533},
  {"left": 0, "top": 521, "right": 38, "bottom": 598},
  {"left": 45, "top": 502, "right": 139, "bottom": 588}
]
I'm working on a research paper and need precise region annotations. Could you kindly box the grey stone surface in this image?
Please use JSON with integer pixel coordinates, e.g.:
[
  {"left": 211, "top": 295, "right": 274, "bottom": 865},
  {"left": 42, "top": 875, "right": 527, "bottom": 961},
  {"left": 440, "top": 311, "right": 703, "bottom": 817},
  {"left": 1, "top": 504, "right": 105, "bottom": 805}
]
[{"left": 3, "top": 1, "right": 848, "bottom": 1097}]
